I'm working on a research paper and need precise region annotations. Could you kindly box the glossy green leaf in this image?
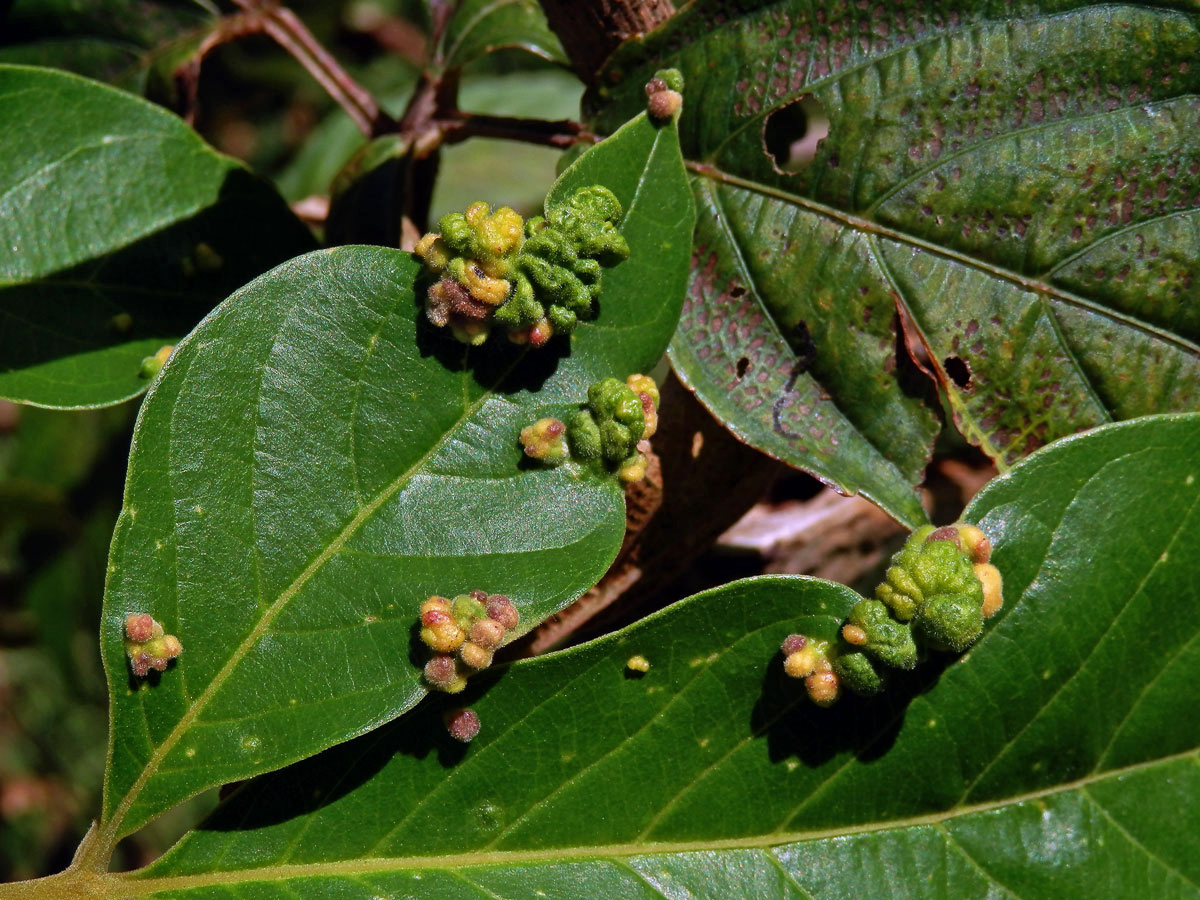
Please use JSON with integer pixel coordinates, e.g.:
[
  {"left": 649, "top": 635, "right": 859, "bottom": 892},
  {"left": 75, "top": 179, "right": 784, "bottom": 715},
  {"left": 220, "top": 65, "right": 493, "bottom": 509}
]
[
  {"left": 0, "top": 64, "right": 315, "bottom": 409},
  {"left": 78, "top": 413, "right": 1200, "bottom": 898},
  {"left": 90, "top": 107, "right": 693, "bottom": 854},
  {"left": 439, "top": 0, "right": 567, "bottom": 70},
  {"left": 589, "top": 0, "right": 1200, "bottom": 523}
]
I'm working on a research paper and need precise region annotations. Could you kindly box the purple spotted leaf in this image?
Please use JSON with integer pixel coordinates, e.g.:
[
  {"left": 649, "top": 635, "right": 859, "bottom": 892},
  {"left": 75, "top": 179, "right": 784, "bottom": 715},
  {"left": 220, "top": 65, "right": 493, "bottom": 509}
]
[{"left": 588, "top": 0, "right": 1200, "bottom": 525}]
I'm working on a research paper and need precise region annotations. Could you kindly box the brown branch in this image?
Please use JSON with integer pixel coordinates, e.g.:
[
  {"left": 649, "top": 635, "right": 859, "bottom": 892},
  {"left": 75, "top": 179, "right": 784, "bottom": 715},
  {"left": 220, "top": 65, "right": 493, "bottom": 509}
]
[
  {"left": 537, "top": 0, "right": 676, "bottom": 82},
  {"left": 440, "top": 114, "right": 596, "bottom": 149},
  {"left": 173, "top": 12, "right": 264, "bottom": 125},
  {"left": 224, "top": 0, "right": 394, "bottom": 136}
]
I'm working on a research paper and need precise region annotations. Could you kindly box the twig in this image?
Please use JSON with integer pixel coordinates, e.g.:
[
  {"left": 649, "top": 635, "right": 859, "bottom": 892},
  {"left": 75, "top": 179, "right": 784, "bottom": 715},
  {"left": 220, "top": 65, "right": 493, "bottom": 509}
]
[
  {"left": 226, "top": 0, "right": 394, "bottom": 136},
  {"left": 440, "top": 114, "right": 596, "bottom": 149},
  {"left": 174, "top": 12, "right": 264, "bottom": 125}
]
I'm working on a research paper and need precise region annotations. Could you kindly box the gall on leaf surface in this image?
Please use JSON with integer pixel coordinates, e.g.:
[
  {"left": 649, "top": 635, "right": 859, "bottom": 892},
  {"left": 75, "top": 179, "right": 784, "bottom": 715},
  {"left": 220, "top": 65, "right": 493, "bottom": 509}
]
[
  {"left": 0, "top": 64, "right": 315, "bottom": 409},
  {"left": 120, "top": 415, "right": 1200, "bottom": 899},
  {"left": 588, "top": 1, "right": 1200, "bottom": 527},
  {"left": 94, "top": 103, "right": 693, "bottom": 849}
]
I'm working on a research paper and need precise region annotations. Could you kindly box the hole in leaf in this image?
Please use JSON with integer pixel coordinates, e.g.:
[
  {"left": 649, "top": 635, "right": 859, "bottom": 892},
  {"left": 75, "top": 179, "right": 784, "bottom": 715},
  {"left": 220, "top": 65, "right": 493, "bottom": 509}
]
[
  {"left": 736, "top": 357, "right": 751, "bottom": 379},
  {"left": 943, "top": 356, "right": 972, "bottom": 389},
  {"left": 763, "top": 95, "right": 829, "bottom": 173}
]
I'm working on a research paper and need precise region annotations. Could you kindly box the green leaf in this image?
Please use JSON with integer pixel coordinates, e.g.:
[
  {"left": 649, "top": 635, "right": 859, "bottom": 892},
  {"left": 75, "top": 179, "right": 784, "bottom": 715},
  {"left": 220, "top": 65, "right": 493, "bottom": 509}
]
[
  {"left": 0, "top": 64, "right": 315, "bottom": 409},
  {"left": 439, "top": 0, "right": 567, "bottom": 71},
  {"left": 93, "top": 414, "right": 1200, "bottom": 898},
  {"left": 91, "top": 108, "right": 693, "bottom": 853},
  {"left": 589, "top": 0, "right": 1200, "bottom": 520},
  {"left": 0, "top": 0, "right": 216, "bottom": 95}
]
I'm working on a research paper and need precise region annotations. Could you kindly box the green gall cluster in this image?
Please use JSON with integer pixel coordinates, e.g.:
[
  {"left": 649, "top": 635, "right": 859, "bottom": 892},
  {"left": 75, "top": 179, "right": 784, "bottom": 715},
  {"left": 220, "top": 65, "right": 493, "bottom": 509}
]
[
  {"left": 788, "top": 523, "right": 1004, "bottom": 704},
  {"left": 414, "top": 187, "right": 629, "bottom": 346},
  {"left": 519, "top": 374, "right": 660, "bottom": 483},
  {"left": 124, "top": 613, "right": 182, "bottom": 677},
  {"left": 420, "top": 592, "right": 519, "bottom": 693}
]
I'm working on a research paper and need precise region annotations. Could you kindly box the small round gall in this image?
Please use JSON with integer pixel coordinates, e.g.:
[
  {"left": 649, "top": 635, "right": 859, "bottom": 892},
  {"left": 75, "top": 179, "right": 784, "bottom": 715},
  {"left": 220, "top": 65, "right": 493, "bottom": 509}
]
[
  {"left": 626, "top": 655, "right": 651, "bottom": 673},
  {"left": 459, "top": 641, "right": 494, "bottom": 670},
  {"left": 469, "top": 618, "right": 506, "bottom": 650},
  {"left": 422, "top": 607, "right": 454, "bottom": 628},
  {"left": 783, "top": 647, "right": 820, "bottom": 679},
  {"left": 841, "top": 624, "right": 869, "bottom": 646},
  {"left": 957, "top": 524, "right": 992, "bottom": 563},
  {"left": 421, "top": 619, "right": 466, "bottom": 653},
  {"left": 125, "top": 613, "right": 158, "bottom": 643},
  {"left": 780, "top": 633, "right": 807, "bottom": 656},
  {"left": 424, "top": 653, "right": 459, "bottom": 687},
  {"left": 485, "top": 595, "right": 519, "bottom": 631},
  {"left": 159, "top": 635, "right": 183, "bottom": 659},
  {"left": 647, "top": 89, "right": 682, "bottom": 120},
  {"left": 445, "top": 708, "right": 481, "bottom": 743},
  {"left": 805, "top": 669, "right": 840, "bottom": 706},
  {"left": 644, "top": 77, "right": 668, "bottom": 97}
]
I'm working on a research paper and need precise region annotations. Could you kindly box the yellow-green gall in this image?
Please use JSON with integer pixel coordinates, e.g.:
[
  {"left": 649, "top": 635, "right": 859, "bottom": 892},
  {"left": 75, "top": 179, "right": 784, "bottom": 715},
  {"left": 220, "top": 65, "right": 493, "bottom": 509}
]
[
  {"left": 138, "top": 345, "right": 174, "bottom": 380},
  {"left": 626, "top": 654, "right": 651, "bottom": 673},
  {"left": 617, "top": 452, "right": 649, "bottom": 483},
  {"left": 520, "top": 418, "right": 568, "bottom": 464},
  {"left": 421, "top": 596, "right": 452, "bottom": 618},
  {"left": 805, "top": 665, "right": 840, "bottom": 706},
  {"left": 421, "top": 618, "right": 466, "bottom": 653},
  {"left": 841, "top": 624, "right": 868, "bottom": 646},
  {"left": 957, "top": 524, "right": 992, "bottom": 564},
  {"left": 975, "top": 562, "right": 1004, "bottom": 618},
  {"left": 459, "top": 640, "right": 493, "bottom": 670},
  {"left": 783, "top": 646, "right": 821, "bottom": 679},
  {"left": 625, "top": 373, "right": 659, "bottom": 406}
]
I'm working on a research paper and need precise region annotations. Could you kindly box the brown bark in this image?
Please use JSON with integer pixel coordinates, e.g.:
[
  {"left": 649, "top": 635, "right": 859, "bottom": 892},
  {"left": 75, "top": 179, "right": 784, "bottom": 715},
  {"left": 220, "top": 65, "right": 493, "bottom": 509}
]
[{"left": 538, "top": 0, "right": 676, "bottom": 82}]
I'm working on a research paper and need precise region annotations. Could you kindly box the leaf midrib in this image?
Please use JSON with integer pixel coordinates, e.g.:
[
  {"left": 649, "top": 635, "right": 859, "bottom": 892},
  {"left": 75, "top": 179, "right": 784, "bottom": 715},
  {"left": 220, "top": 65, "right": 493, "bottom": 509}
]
[
  {"left": 106, "top": 744, "right": 1199, "bottom": 895},
  {"left": 94, "top": 330, "right": 525, "bottom": 857}
]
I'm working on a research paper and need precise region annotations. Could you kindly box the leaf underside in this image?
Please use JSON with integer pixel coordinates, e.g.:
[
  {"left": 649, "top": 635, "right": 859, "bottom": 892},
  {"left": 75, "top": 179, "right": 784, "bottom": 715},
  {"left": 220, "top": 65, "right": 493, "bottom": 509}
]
[
  {"left": 115, "top": 415, "right": 1200, "bottom": 899},
  {"left": 0, "top": 64, "right": 315, "bottom": 409},
  {"left": 588, "top": 0, "right": 1200, "bottom": 526},
  {"left": 95, "top": 110, "right": 694, "bottom": 845}
]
